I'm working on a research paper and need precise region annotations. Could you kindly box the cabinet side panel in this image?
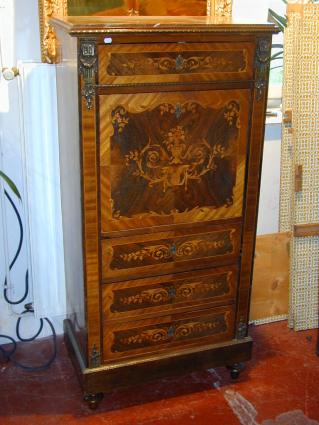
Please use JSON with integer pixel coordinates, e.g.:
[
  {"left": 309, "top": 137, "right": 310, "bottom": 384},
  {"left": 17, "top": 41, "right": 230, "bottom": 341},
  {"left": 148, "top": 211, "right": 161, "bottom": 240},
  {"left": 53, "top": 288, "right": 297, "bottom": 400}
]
[
  {"left": 237, "top": 36, "right": 272, "bottom": 337},
  {"left": 55, "top": 28, "right": 87, "bottom": 357}
]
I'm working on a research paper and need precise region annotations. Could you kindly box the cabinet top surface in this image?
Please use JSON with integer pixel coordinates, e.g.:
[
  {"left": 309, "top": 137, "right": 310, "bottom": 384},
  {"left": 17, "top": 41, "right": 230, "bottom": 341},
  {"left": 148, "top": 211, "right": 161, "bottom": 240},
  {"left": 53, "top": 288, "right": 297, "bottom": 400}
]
[{"left": 51, "top": 15, "right": 279, "bottom": 36}]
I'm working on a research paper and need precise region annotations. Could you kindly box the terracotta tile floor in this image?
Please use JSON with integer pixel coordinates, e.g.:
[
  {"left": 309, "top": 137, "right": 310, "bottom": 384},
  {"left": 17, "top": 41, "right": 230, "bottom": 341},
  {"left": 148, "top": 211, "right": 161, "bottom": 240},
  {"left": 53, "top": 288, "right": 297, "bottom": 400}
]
[{"left": 1, "top": 321, "right": 319, "bottom": 425}]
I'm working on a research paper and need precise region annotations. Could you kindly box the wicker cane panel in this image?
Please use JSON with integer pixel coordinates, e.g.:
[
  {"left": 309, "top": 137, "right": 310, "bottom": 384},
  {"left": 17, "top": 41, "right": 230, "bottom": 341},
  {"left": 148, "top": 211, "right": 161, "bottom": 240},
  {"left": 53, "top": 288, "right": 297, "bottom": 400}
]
[{"left": 280, "top": 4, "right": 319, "bottom": 330}]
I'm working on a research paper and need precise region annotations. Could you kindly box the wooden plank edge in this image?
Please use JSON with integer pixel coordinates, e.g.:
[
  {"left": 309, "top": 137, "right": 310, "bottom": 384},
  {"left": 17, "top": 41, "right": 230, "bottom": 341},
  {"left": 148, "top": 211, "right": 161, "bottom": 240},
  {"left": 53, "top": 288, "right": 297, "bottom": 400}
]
[{"left": 294, "top": 223, "right": 319, "bottom": 237}]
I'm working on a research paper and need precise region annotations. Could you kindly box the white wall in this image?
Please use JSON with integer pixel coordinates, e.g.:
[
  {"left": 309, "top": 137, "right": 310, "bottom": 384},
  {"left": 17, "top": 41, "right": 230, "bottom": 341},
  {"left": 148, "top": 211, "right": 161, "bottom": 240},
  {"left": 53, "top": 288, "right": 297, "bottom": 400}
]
[
  {"left": 0, "top": 0, "right": 65, "bottom": 341},
  {"left": 257, "top": 122, "right": 282, "bottom": 235}
]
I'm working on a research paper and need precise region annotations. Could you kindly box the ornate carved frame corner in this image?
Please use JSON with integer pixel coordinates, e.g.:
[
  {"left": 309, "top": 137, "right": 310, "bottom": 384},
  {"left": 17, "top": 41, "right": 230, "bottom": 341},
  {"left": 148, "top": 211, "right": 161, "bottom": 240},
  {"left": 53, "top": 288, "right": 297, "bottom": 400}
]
[
  {"left": 38, "top": 1, "right": 232, "bottom": 63},
  {"left": 38, "top": 0, "right": 67, "bottom": 63},
  {"left": 207, "top": 0, "right": 233, "bottom": 17}
]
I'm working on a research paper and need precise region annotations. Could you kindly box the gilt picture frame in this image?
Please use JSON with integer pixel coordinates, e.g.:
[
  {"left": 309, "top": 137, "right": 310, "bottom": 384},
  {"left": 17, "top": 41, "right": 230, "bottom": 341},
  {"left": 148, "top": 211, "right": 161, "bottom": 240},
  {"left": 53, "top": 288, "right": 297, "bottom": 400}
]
[{"left": 38, "top": 0, "right": 232, "bottom": 62}]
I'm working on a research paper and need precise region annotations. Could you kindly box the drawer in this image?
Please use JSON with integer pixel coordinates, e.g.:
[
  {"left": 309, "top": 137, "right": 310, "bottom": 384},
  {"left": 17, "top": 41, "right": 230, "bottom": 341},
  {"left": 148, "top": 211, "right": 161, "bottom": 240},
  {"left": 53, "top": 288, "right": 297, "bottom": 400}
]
[
  {"left": 103, "top": 265, "right": 238, "bottom": 321},
  {"left": 98, "top": 42, "right": 255, "bottom": 85},
  {"left": 101, "top": 222, "right": 241, "bottom": 281},
  {"left": 102, "top": 305, "right": 235, "bottom": 361}
]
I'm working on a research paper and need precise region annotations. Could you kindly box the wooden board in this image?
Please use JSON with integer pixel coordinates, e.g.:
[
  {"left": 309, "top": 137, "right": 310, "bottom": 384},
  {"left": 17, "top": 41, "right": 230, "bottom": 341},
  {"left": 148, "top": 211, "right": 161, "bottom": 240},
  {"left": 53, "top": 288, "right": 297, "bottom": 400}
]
[{"left": 249, "top": 232, "right": 290, "bottom": 322}]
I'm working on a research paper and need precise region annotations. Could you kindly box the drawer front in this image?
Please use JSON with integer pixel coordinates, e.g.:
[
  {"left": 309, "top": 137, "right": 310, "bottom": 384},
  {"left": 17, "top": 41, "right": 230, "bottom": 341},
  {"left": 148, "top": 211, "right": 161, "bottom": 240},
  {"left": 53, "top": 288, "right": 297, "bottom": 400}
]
[
  {"left": 102, "top": 305, "right": 235, "bottom": 361},
  {"left": 100, "top": 89, "right": 250, "bottom": 235},
  {"left": 98, "top": 42, "right": 255, "bottom": 85},
  {"left": 103, "top": 265, "right": 238, "bottom": 320},
  {"left": 101, "top": 223, "right": 241, "bottom": 281}
]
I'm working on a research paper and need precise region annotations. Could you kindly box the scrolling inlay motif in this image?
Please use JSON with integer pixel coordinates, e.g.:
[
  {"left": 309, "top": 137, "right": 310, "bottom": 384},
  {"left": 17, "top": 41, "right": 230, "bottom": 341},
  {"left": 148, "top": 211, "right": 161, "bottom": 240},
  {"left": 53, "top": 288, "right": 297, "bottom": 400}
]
[
  {"left": 110, "top": 229, "right": 235, "bottom": 270},
  {"left": 255, "top": 38, "right": 272, "bottom": 102},
  {"left": 109, "top": 99, "right": 240, "bottom": 220},
  {"left": 107, "top": 50, "right": 246, "bottom": 76},
  {"left": 122, "top": 101, "right": 239, "bottom": 194},
  {"left": 120, "top": 238, "right": 227, "bottom": 263},
  {"left": 111, "top": 272, "right": 232, "bottom": 312},
  {"left": 112, "top": 313, "right": 228, "bottom": 352}
]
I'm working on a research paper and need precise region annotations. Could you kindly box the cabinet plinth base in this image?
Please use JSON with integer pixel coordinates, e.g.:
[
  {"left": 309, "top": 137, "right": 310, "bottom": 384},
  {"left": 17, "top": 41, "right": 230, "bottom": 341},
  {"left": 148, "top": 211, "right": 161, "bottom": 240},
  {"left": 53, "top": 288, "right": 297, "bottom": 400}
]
[{"left": 64, "top": 319, "right": 252, "bottom": 397}]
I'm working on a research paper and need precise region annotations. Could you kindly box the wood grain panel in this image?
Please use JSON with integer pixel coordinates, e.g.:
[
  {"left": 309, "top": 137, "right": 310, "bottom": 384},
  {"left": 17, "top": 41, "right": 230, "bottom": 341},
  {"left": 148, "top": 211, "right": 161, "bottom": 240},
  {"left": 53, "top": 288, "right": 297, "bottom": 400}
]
[
  {"left": 101, "top": 222, "right": 241, "bottom": 281},
  {"left": 79, "top": 72, "right": 102, "bottom": 366},
  {"left": 294, "top": 223, "right": 319, "bottom": 237},
  {"left": 100, "top": 89, "right": 250, "bottom": 235},
  {"left": 98, "top": 42, "right": 254, "bottom": 85},
  {"left": 236, "top": 36, "right": 272, "bottom": 338},
  {"left": 250, "top": 233, "right": 290, "bottom": 322},
  {"left": 102, "top": 265, "right": 238, "bottom": 321},
  {"left": 102, "top": 305, "right": 235, "bottom": 361}
]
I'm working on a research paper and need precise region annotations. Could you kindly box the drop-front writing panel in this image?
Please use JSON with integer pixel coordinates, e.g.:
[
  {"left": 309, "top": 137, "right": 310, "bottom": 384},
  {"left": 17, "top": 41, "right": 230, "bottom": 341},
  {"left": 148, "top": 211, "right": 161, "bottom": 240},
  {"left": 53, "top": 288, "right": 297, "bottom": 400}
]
[{"left": 100, "top": 89, "right": 251, "bottom": 235}]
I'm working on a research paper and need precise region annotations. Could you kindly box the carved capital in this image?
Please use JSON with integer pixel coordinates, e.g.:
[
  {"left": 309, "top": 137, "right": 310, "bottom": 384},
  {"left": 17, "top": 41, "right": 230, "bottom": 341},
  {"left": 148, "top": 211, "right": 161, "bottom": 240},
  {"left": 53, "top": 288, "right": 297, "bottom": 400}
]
[
  {"left": 79, "top": 40, "right": 97, "bottom": 110},
  {"left": 255, "top": 38, "right": 272, "bottom": 102}
]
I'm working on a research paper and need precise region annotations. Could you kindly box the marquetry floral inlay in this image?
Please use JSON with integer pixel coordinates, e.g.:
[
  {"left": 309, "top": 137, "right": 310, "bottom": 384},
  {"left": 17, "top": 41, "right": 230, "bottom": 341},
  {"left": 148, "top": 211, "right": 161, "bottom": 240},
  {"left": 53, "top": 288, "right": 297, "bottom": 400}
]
[
  {"left": 107, "top": 47, "right": 246, "bottom": 76},
  {"left": 109, "top": 99, "right": 241, "bottom": 220},
  {"left": 120, "top": 244, "right": 171, "bottom": 262},
  {"left": 120, "top": 288, "right": 171, "bottom": 306},
  {"left": 224, "top": 101, "right": 240, "bottom": 127},
  {"left": 118, "top": 275, "right": 231, "bottom": 308},
  {"left": 123, "top": 103, "right": 231, "bottom": 193},
  {"left": 112, "top": 106, "right": 130, "bottom": 133},
  {"left": 113, "top": 315, "right": 227, "bottom": 351},
  {"left": 119, "top": 237, "right": 229, "bottom": 263},
  {"left": 118, "top": 54, "right": 235, "bottom": 74}
]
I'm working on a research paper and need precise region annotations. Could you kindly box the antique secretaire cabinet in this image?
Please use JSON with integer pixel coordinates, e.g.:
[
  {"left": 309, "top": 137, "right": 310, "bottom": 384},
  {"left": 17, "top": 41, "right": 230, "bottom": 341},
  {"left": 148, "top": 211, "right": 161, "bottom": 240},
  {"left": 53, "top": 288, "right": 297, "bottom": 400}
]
[{"left": 52, "top": 15, "right": 277, "bottom": 407}]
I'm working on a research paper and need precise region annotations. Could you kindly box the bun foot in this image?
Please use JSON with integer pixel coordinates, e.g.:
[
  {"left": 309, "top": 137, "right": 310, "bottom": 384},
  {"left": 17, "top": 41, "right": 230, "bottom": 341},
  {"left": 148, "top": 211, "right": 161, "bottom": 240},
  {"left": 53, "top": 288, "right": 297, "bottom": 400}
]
[
  {"left": 84, "top": 392, "right": 104, "bottom": 409},
  {"left": 227, "top": 363, "right": 245, "bottom": 380}
]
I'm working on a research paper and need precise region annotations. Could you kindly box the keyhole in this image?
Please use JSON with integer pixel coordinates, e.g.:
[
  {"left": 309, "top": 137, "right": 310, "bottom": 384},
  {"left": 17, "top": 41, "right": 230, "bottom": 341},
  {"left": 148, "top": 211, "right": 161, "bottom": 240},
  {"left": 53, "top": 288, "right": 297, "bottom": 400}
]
[
  {"left": 167, "top": 326, "right": 175, "bottom": 338},
  {"left": 168, "top": 286, "right": 176, "bottom": 299},
  {"left": 170, "top": 243, "right": 177, "bottom": 255},
  {"left": 175, "top": 54, "right": 184, "bottom": 71}
]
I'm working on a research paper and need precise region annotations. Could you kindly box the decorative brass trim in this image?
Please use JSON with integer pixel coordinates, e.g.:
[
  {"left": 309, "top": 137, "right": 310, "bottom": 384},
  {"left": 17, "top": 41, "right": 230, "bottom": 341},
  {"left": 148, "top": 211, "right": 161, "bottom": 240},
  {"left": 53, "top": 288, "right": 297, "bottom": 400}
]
[
  {"left": 255, "top": 38, "right": 272, "bottom": 102},
  {"left": 236, "top": 318, "right": 247, "bottom": 339},
  {"left": 79, "top": 39, "right": 97, "bottom": 110},
  {"left": 90, "top": 343, "right": 101, "bottom": 368},
  {"left": 38, "top": 0, "right": 67, "bottom": 63}
]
